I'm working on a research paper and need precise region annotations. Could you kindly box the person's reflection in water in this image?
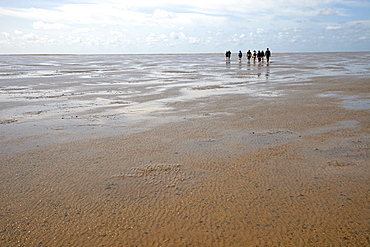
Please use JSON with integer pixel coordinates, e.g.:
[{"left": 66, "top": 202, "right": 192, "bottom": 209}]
[
  {"left": 226, "top": 60, "right": 230, "bottom": 69},
  {"left": 246, "top": 61, "right": 251, "bottom": 70},
  {"left": 265, "top": 66, "right": 270, "bottom": 79},
  {"left": 238, "top": 60, "right": 242, "bottom": 69}
]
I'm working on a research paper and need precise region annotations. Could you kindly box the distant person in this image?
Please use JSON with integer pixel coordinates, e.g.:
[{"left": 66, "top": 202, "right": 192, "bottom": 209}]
[
  {"left": 225, "top": 50, "right": 231, "bottom": 61},
  {"left": 252, "top": 50, "right": 257, "bottom": 62},
  {"left": 265, "top": 48, "right": 271, "bottom": 63},
  {"left": 246, "top": 50, "right": 252, "bottom": 61},
  {"left": 257, "top": 50, "right": 262, "bottom": 62},
  {"left": 238, "top": 50, "right": 243, "bottom": 60},
  {"left": 261, "top": 50, "right": 265, "bottom": 60}
]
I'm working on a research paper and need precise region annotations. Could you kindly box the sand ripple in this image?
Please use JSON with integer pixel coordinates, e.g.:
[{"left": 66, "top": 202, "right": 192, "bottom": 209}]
[{"left": 113, "top": 163, "right": 186, "bottom": 187}]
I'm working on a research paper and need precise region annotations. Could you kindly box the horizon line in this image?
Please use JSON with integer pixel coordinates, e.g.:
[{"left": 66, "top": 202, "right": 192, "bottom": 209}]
[{"left": 0, "top": 50, "right": 369, "bottom": 55}]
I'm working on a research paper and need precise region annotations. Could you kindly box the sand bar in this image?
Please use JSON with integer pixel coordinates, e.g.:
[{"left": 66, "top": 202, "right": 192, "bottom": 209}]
[{"left": 0, "top": 53, "right": 369, "bottom": 246}]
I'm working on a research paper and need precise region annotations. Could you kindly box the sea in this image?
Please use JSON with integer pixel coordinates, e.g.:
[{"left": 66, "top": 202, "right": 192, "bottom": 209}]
[{"left": 0, "top": 52, "right": 369, "bottom": 151}]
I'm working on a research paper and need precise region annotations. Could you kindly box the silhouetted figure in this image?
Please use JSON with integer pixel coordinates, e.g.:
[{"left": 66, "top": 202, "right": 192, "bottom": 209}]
[
  {"left": 238, "top": 50, "right": 243, "bottom": 60},
  {"left": 257, "top": 50, "right": 262, "bottom": 62},
  {"left": 265, "top": 48, "right": 271, "bottom": 63},
  {"left": 225, "top": 50, "right": 231, "bottom": 61},
  {"left": 246, "top": 50, "right": 252, "bottom": 61}
]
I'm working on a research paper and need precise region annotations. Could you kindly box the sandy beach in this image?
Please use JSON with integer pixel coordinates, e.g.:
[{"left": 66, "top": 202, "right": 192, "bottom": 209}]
[{"left": 0, "top": 53, "right": 369, "bottom": 246}]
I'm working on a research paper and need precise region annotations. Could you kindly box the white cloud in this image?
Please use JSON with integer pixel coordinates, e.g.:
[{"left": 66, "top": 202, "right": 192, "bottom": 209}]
[
  {"left": 32, "top": 21, "right": 69, "bottom": 30},
  {"left": 347, "top": 20, "right": 370, "bottom": 28},
  {"left": 0, "top": 0, "right": 369, "bottom": 53},
  {"left": 66, "top": 35, "right": 82, "bottom": 44},
  {"left": 23, "top": 33, "right": 39, "bottom": 41},
  {"left": 153, "top": 9, "right": 176, "bottom": 19},
  {"left": 146, "top": 32, "right": 168, "bottom": 44},
  {"left": 318, "top": 8, "right": 343, "bottom": 16},
  {"left": 283, "top": 27, "right": 306, "bottom": 32},
  {"left": 73, "top": 28, "right": 91, "bottom": 33},
  {"left": 110, "top": 30, "right": 123, "bottom": 36},
  {"left": 188, "top": 37, "right": 200, "bottom": 44},
  {"left": 170, "top": 32, "right": 187, "bottom": 40},
  {"left": 326, "top": 25, "right": 342, "bottom": 30},
  {"left": 116, "top": 0, "right": 349, "bottom": 17},
  {"left": 2, "top": 32, "right": 10, "bottom": 38}
]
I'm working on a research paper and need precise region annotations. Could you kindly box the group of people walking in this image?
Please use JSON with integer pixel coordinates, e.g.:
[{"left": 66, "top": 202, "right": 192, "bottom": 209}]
[{"left": 225, "top": 48, "right": 271, "bottom": 63}]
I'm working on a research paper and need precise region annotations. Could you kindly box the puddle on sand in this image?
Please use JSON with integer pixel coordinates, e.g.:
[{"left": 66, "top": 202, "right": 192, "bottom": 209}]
[
  {"left": 342, "top": 98, "right": 370, "bottom": 110},
  {"left": 317, "top": 92, "right": 370, "bottom": 110}
]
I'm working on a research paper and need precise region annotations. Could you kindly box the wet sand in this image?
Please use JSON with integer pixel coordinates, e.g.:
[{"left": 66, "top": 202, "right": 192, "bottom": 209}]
[{"left": 1, "top": 55, "right": 370, "bottom": 246}]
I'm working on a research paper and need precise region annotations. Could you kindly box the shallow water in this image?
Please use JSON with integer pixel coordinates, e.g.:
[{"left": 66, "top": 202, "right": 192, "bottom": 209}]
[{"left": 0, "top": 52, "right": 369, "bottom": 151}]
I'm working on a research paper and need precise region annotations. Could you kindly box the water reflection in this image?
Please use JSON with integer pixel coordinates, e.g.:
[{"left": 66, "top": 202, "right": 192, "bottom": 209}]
[
  {"left": 1, "top": 52, "right": 369, "bottom": 127},
  {"left": 225, "top": 61, "right": 230, "bottom": 69},
  {"left": 238, "top": 60, "right": 243, "bottom": 69},
  {"left": 223, "top": 58, "right": 271, "bottom": 79}
]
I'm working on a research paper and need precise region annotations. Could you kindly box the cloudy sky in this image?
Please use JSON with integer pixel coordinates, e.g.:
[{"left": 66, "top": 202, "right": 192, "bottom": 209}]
[{"left": 1, "top": 0, "right": 369, "bottom": 54}]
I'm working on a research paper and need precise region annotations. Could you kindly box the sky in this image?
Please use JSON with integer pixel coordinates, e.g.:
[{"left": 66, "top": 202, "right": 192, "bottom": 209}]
[{"left": 0, "top": 0, "right": 369, "bottom": 54}]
